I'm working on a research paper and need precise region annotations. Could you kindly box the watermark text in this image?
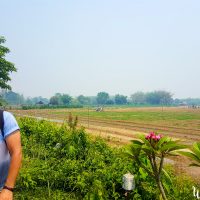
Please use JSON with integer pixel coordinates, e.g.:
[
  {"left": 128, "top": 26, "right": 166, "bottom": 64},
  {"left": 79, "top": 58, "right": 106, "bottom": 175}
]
[{"left": 193, "top": 186, "right": 200, "bottom": 199}]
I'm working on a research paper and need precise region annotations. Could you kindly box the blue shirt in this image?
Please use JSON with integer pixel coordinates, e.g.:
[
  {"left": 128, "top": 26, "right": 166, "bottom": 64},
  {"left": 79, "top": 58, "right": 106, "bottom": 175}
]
[{"left": 0, "top": 111, "right": 20, "bottom": 188}]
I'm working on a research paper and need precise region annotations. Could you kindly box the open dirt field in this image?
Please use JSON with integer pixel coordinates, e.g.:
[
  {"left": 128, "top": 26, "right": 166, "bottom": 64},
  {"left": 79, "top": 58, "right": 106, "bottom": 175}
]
[
  {"left": 10, "top": 107, "right": 200, "bottom": 181},
  {"left": 11, "top": 106, "right": 200, "bottom": 145}
]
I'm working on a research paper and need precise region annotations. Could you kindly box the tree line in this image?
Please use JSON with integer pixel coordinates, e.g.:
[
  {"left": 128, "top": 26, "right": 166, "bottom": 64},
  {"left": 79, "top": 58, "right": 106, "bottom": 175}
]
[{"left": 1, "top": 90, "right": 200, "bottom": 107}]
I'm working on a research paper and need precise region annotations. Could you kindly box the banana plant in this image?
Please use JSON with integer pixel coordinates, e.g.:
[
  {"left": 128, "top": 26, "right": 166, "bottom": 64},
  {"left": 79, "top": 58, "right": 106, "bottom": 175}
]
[
  {"left": 126, "top": 132, "right": 186, "bottom": 200},
  {"left": 180, "top": 142, "right": 200, "bottom": 167}
]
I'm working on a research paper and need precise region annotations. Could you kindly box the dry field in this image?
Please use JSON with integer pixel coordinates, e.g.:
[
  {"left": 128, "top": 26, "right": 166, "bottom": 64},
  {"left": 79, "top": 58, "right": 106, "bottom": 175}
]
[
  {"left": 10, "top": 106, "right": 200, "bottom": 181},
  {"left": 11, "top": 106, "right": 200, "bottom": 145}
]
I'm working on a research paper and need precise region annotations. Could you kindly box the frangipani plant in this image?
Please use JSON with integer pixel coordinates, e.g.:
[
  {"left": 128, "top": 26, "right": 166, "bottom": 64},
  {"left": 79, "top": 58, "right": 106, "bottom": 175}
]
[
  {"left": 126, "top": 132, "right": 186, "bottom": 200},
  {"left": 180, "top": 142, "right": 200, "bottom": 167}
]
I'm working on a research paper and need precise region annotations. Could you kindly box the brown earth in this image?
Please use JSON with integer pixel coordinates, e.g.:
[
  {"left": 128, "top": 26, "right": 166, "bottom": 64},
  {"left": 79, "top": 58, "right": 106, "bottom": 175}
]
[{"left": 10, "top": 108, "right": 200, "bottom": 182}]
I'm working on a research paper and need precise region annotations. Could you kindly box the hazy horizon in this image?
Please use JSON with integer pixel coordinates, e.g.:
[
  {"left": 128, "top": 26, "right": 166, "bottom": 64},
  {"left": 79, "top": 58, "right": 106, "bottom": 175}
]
[
  {"left": 4, "top": 90, "right": 200, "bottom": 100},
  {"left": 1, "top": 0, "right": 200, "bottom": 99}
]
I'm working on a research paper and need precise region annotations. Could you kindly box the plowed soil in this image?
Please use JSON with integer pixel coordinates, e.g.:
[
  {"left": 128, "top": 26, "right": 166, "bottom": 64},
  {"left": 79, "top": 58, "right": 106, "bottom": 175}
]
[{"left": 10, "top": 107, "right": 200, "bottom": 181}]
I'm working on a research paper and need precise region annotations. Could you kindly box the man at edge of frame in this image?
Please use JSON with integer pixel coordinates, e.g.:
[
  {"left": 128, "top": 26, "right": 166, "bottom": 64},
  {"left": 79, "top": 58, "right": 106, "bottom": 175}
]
[{"left": 0, "top": 110, "right": 22, "bottom": 200}]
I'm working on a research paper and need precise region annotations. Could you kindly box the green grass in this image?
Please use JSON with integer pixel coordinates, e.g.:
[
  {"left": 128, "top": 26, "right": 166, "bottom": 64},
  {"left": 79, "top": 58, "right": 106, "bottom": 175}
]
[{"left": 49, "top": 109, "right": 200, "bottom": 122}]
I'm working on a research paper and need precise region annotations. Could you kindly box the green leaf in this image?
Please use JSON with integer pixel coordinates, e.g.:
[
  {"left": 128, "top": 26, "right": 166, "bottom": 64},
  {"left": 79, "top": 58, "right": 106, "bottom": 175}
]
[
  {"left": 131, "top": 139, "right": 144, "bottom": 146},
  {"left": 192, "top": 143, "right": 200, "bottom": 159},
  {"left": 189, "top": 163, "right": 200, "bottom": 167},
  {"left": 162, "top": 168, "right": 172, "bottom": 185},
  {"left": 160, "top": 141, "right": 186, "bottom": 153},
  {"left": 179, "top": 151, "right": 200, "bottom": 163},
  {"left": 155, "top": 137, "right": 168, "bottom": 149}
]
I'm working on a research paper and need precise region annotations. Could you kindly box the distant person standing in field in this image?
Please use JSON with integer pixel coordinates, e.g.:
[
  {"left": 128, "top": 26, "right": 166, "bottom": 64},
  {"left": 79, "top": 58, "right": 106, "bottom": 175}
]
[{"left": 0, "top": 110, "right": 22, "bottom": 200}]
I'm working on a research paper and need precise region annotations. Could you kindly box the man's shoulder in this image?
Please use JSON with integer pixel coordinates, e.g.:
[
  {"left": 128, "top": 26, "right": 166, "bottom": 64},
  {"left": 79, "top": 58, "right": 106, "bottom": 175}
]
[
  {"left": 3, "top": 110, "right": 14, "bottom": 117},
  {"left": 2, "top": 111, "right": 19, "bottom": 139}
]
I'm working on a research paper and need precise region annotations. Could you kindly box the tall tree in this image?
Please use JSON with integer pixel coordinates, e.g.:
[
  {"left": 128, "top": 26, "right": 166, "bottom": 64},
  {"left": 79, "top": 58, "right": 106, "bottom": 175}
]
[
  {"left": 0, "top": 36, "right": 17, "bottom": 90},
  {"left": 96, "top": 92, "right": 109, "bottom": 105},
  {"left": 3, "top": 91, "right": 25, "bottom": 105},
  {"left": 131, "top": 91, "right": 146, "bottom": 104},
  {"left": 77, "top": 95, "right": 90, "bottom": 105},
  {"left": 49, "top": 96, "right": 59, "bottom": 105},
  {"left": 114, "top": 94, "right": 127, "bottom": 105},
  {"left": 61, "top": 94, "right": 72, "bottom": 105},
  {"left": 146, "top": 90, "right": 173, "bottom": 105}
]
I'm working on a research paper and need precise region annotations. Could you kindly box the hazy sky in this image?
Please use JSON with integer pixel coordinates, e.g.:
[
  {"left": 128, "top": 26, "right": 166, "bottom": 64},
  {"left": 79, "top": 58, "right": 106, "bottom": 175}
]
[{"left": 1, "top": 0, "right": 200, "bottom": 98}]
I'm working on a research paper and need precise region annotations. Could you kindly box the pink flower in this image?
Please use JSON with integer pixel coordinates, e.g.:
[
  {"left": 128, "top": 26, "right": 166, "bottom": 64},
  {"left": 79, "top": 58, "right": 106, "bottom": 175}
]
[
  {"left": 149, "top": 132, "right": 156, "bottom": 137},
  {"left": 156, "top": 134, "right": 162, "bottom": 140},
  {"left": 145, "top": 132, "right": 155, "bottom": 140},
  {"left": 145, "top": 132, "right": 162, "bottom": 141},
  {"left": 152, "top": 135, "right": 157, "bottom": 140},
  {"left": 145, "top": 135, "right": 151, "bottom": 139}
]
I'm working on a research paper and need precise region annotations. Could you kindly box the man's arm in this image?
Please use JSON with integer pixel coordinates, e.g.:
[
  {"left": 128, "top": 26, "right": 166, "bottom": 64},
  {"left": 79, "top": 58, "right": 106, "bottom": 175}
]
[
  {"left": 5, "top": 130, "right": 22, "bottom": 187},
  {"left": 0, "top": 130, "right": 22, "bottom": 199}
]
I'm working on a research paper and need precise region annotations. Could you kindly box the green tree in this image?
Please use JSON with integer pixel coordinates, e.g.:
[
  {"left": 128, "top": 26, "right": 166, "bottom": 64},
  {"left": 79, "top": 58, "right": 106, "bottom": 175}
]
[
  {"left": 49, "top": 96, "right": 59, "bottom": 105},
  {"left": 25, "top": 98, "right": 33, "bottom": 105},
  {"left": 77, "top": 95, "right": 90, "bottom": 105},
  {"left": 105, "top": 99, "right": 114, "bottom": 105},
  {"left": 61, "top": 94, "right": 72, "bottom": 105},
  {"left": 114, "top": 94, "right": 127, "bottom": 105},
  {"left": 146, "top": 91, "right": 173, "bottom": 105},
  {"left": 32, "top": 96, "right": 49, "bottom": 104},
  {"left": 96, "top": 92, "right": 109, "bottom": 105},
  {"left": 131, "top": 91, "right": 146, "bottom": 104},
  {"left": 0, "top": 36, "right": 17, "bottom": 90},
  {"left": 3, "top": 90, "right": 25, "bottom": 105},
  {"left": 0, "top": 98, "right": 7, "bottom": 106}
]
